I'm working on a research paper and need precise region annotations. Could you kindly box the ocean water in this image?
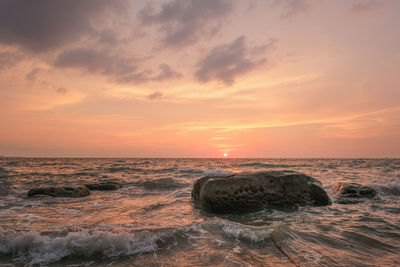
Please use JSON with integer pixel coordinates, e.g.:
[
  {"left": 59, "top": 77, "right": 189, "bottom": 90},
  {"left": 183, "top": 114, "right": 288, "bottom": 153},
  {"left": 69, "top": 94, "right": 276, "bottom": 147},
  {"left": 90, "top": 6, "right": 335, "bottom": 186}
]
[{"left": 0, "top": 158, "right": 399, "bottom": 266}]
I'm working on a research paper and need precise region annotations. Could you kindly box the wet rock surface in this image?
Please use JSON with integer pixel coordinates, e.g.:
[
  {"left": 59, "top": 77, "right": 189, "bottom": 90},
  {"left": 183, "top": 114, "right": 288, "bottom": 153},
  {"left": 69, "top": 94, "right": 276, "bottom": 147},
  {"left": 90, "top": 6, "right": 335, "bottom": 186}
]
[
  {"left": 84, "top": 182, "right": 121, "bottom": 191},
  {"left": 27, "top": 185, "right": 90, "bottom": 198},
  {"left": 333, "top": 182, "right": 378, "bottom": 204},
  {"left": 192, "top": 171, "right": 331, "bottom": 213}
]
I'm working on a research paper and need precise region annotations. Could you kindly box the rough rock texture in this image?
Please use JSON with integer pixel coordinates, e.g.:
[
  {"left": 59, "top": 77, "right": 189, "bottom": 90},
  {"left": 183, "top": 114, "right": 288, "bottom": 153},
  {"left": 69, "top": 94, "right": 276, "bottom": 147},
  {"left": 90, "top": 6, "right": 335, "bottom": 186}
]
[
  {"left": 332, "top": 182, "right": 378, "bottom": 204},
  {"left": 27, "top": 186, "right": 90, "bottom": 198},
  {"left": 192, "top": 171, "right": 330, "bottom": 213},
  {"left": 84, "top": 182, "right": 121, "bottom": 191}
]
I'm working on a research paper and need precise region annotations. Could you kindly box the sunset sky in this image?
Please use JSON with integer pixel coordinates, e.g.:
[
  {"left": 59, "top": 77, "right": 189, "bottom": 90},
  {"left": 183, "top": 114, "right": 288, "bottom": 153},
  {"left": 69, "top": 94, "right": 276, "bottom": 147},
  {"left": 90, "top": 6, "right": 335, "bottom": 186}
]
[{"left": 0, "top": 0, "right": 399, "bottom": 158}]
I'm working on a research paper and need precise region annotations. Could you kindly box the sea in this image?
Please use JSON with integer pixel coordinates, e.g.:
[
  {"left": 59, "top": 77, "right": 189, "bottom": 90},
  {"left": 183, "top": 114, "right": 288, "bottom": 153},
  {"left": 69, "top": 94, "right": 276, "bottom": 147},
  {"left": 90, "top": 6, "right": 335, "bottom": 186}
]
[{"left": 0, "top": 158, "right": 399, "bottom": 266}]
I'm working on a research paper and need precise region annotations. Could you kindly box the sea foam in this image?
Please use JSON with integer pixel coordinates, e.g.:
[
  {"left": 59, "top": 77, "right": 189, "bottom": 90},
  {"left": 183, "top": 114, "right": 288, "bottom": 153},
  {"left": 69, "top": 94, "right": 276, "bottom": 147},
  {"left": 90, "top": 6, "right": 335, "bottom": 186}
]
[
  {"left": 0, "top": 230, "right": 171, "bottom": 265},
  {"left": 220, "top": 221, "right": 272, "bottom": 243}
]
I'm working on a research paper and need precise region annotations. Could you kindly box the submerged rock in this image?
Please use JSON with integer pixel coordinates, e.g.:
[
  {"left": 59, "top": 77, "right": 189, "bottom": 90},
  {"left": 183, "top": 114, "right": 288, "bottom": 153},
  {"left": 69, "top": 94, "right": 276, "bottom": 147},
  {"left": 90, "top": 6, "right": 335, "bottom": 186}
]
[
  {"left": 332, "top": 182, "right": 378, "bottom": 204},
  {"left": 84, "top": 182, "right": 121, "bottom": 191},
  {"left": 192, "top": 171, "right": 330, "bottom": 214},
  {"left": 140, "top": 178, "right": 184, "bottom": 190},
  {"left": 27, "top": 185, "right": 90, "bottom": 198}
]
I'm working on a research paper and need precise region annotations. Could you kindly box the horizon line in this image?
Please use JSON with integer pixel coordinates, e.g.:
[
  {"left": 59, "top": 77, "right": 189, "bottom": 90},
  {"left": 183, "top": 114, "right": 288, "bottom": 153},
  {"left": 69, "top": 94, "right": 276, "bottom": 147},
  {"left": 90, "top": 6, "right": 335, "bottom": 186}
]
[{"left": 1, "top": 156, "right": 398, "bottom": 159}]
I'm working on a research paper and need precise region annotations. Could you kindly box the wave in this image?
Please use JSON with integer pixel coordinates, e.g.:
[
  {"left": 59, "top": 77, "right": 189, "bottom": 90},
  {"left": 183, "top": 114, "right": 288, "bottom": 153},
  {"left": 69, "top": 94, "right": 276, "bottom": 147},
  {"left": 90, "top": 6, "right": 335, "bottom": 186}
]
[
  {"left": 144, "top": 202, "right": 170, "bottom": 211},
  {"left": 39, "top": 162, "right": 60, "bottom": 166},
  {"left": 5, "top": 161, "right": 19, "bottom": 166},
  {"left": 136, "top": 178, "right": 188, "bottom": 190},
  {"left": 177, "top": 168, "right": 205, "bottom": 174},
  {"left": 0, "top": 218, "right": 280, "bottom": 265},
  {"left": 21, "top": 172, "right": 72, "bottom": 178},
  {"left": 0, "top": 167, "right": 11, "bottom": 173},
  {"left": 0, "top": 222, "right": 212, "bottom": 265},
  {"left": 221, "top": 221, "right": 272, "bottom": 243},
  {"left": 152, "top": 167, "right": 179, "bottom": 173},
  {"left": 106, "top": 166, "right": 178, "bottom": 173},
  {"left": 203, "top": 169, "right": 234, "bottom": 176},
  {"left": 176, "top": 168, "right": 234, "bottom": 178},
  {"left": 105, "top": 165, "right": 236, "bottom": 177},
  {"left": 374, "top": 183, "right": 400, "bottom": 196},
  {"left": 0, "top": 229, "right": 177, "bottom": 265},
  {"left": 106, "top": 166, "right": 134, "bottom": 173},
  {"left": 237, "top": 162, "right": 310, "bottom": 168},
  {"left": 72, "top": 171, "right": 98, "bottom": 177},
  {"left": 107, "top": 166, "right": 233, "bottom": 176}
]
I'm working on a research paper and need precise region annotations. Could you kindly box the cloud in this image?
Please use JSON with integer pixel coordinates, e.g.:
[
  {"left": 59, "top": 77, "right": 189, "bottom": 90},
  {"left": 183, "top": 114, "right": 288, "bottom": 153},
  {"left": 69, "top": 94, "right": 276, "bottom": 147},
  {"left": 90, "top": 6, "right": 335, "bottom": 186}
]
[
  {"left": 54, "top": 48, "right": 137, "bottom": 76},
  {"left": 56, "top": 87, "right": 68, "bottom": 94},
  {"left": 0, "top": 0, "right": 131, "bottom": 52},
  {"left": 349, "top": 0, "right": 382, "bottom": 14},
  {"left": 154, "top": 64, "right": 182, "bottom": 81},
  {"left": 137, "top": 0, "right": 234, "bottom": 47},
  {"left": 195, "top": 37, "right": 274, "bottom": 86},
  {"left": 0, "top": 51, "right": 23, "bottom": 71},
  {"left": 271, "top": 0, "right": 311, "bottom": 18},
  {"left": 147, "top": 91, "right": 163, "bottom": 100},
  {"left": 117, "top": 65, "right": 182, "bottom": 84},
  {"left": 54, "top": 48, "right": 181, "bottom": 84},
  {"left": 25, "top": 68, "right": 42, "bottom": 81}
]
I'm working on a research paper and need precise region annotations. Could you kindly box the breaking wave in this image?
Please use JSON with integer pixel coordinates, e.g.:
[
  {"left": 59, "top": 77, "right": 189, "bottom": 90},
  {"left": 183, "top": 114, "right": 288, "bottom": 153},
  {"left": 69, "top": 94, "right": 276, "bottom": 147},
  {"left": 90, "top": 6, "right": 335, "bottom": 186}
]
[
  {"left": 0, "top": 229, "right": 176, "bottom": 265},
  {"left": 221, "top": 221, "right": 272, "bottom": 243}
]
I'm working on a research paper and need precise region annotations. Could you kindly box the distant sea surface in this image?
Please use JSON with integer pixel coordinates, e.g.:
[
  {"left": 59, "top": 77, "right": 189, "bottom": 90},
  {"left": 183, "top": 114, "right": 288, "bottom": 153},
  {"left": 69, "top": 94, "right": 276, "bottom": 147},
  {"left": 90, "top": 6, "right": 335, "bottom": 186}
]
[{"left": 0, "top": 158, "right": 399, "bottom": 266}]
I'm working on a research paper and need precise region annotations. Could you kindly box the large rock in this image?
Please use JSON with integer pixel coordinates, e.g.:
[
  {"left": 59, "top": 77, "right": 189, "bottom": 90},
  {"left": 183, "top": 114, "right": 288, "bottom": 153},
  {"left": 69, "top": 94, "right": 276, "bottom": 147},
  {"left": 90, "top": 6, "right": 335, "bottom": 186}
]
[
  {"left": 192, "top": 171, "right": 330, "bottom": 213},
  {"left": 332, "top": 182, "right": 377, "bottom": 204},
  {"left": 27, "top": 186, "right": 90, "bottom": 198},
  {"left": 84, "top": 182, "right": 121, "bottom": 191}
]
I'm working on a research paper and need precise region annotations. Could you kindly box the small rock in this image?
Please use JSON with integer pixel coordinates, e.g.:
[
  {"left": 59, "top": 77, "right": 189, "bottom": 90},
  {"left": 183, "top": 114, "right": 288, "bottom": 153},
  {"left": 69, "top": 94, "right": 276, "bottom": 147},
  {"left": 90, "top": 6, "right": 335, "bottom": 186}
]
[
  {"left": 332, "top": 182, "right": 378, "bottom": 204},
  {"left": 84, "top": 182, "right": 121, "bottom": 191},
  {"left": 139, "top": 178, "right": 184, "bottom": 190},
  {"left": 27, "top": 186, "right": 90, "bottom": 198}
]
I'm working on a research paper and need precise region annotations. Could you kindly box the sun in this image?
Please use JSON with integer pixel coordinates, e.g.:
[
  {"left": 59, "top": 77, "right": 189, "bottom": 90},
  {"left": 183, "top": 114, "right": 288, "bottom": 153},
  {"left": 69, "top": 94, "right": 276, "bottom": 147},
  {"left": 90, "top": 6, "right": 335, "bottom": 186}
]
[{"left": 223, "top": 153, "right": 228, "bottom": 157}]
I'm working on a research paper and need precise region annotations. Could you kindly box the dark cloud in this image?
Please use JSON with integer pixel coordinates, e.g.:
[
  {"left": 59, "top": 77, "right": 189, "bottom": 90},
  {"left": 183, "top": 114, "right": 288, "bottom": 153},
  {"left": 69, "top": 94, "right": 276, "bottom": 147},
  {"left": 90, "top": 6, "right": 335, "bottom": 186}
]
[
  {"left": 154, "top": 64, "right": 182, "bottom": 81},
  {"left": 137, "top": 0, "right": 234, "bottom": 47},
  {"left": 0, "top": 0, "right": 131, "bottom": 52},
  {"left": 0, "top": 51, "right": 22, "bottom": 71},
  {"left": 147, "top": 91, "right": 163, "bottom": 100},
  {"left": 195, "top": 37, "right": 274, "bottom": 86},
  {"left": 54, "top": 48, "right": 137, "bottom": 76},
  {"left": 54, "top": 48, "right": 181, "bottom": 84}
]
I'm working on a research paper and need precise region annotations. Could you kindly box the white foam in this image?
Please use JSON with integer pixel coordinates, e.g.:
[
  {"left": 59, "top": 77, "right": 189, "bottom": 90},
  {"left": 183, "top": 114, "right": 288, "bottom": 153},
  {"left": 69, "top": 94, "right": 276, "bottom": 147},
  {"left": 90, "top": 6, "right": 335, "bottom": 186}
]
[
  {"left": 0, "top": 230, "right": 172, "bottom": 265},
  {"left": 232, "top": 245, "right": 241, "bottom": 253},
  {"left": 221, "top": 221, "right": 272, "bottom": 243}
]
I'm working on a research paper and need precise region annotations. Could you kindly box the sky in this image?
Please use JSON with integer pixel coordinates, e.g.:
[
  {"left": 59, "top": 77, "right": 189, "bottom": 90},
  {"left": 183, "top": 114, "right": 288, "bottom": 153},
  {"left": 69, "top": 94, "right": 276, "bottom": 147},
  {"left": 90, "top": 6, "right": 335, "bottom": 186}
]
[{"left": 0, "top": 0, "right": 399, "bottom": 158}]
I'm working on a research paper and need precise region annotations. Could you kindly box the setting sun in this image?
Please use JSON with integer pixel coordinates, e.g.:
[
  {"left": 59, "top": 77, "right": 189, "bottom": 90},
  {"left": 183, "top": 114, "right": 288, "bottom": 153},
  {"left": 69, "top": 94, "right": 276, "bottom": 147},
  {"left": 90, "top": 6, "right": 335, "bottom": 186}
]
[{"left": 223, "top": 153, "right": 228, "bottom": 157}]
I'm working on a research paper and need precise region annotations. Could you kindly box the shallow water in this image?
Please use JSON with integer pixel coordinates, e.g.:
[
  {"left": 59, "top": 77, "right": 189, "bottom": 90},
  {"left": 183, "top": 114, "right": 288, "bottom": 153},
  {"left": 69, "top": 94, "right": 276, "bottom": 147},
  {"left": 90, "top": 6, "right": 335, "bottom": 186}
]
[{"left": 0, "top": 158, "right": 399, "bottom": 266}]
